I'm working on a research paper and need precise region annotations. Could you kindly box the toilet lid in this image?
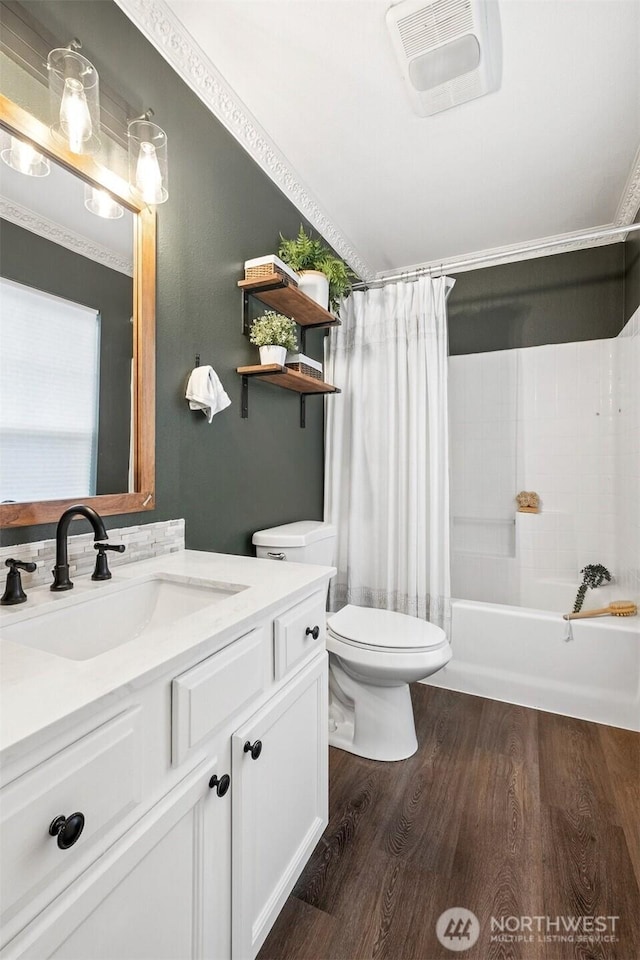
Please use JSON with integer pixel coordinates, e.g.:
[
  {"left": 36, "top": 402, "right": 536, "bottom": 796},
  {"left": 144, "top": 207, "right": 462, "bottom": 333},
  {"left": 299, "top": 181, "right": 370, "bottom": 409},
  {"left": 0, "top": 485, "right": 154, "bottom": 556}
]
[{"left": 327, "top": 605, "right": 446, "bottom": 650}]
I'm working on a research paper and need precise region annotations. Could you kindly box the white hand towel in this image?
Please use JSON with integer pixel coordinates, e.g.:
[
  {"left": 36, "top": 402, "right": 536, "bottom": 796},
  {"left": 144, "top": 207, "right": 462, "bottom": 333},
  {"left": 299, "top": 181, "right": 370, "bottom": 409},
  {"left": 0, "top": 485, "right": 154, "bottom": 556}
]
[{"left": 185, "top": 365, "right": 231, "bottom": 423}]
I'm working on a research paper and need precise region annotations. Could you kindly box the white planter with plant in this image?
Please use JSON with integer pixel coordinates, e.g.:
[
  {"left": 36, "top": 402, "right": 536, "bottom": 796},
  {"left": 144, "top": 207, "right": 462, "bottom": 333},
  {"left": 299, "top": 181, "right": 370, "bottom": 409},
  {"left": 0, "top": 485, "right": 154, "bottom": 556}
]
[
  {"left": 297, "top": 271, "right": 329, "bottom": 309},
  {"left": 249, "top": 311, "right": 298, "bottom": 367},
  {"left": 278, "top": 226, "right": 356, "bottom": 315}
]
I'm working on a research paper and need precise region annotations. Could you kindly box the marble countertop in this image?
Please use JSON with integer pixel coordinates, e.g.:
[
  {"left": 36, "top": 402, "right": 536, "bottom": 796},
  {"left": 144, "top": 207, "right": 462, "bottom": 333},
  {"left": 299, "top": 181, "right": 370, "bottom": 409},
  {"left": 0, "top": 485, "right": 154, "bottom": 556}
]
[{"left": 0, "top": 549, "right": 335, "bottom": 760}]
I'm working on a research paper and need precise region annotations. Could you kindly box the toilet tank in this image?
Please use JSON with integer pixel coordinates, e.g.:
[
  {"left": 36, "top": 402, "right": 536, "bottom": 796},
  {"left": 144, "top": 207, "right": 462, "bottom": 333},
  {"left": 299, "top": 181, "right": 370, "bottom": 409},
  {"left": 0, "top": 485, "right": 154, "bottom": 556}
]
[{"left": 252, "top": 520, "right": 336, "bottom": 565}]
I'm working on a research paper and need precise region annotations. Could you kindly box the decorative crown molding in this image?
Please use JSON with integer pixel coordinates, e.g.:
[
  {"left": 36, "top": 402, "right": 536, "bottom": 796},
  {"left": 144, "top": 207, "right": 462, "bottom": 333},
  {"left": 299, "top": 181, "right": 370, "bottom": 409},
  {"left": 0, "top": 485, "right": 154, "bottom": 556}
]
[
  {"left": 373, "top": 226, "right": 628, "bottom": 280},
  {"left": 114, "top": 0, "right": 375, "bottom": 280},
  {"left": 0, "top": 198, "right": 134, "bottom": 276},
  {"left": 614, "top": 143, "right": 640, "bottom": 227}
]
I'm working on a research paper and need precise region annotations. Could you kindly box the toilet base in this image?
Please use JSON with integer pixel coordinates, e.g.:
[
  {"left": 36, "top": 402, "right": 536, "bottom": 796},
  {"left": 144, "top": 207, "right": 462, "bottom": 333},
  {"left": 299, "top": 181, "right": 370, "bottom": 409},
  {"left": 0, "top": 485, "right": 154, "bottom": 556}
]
[{"left": 328, "top": 657, "right": 418, "bottom": 761}]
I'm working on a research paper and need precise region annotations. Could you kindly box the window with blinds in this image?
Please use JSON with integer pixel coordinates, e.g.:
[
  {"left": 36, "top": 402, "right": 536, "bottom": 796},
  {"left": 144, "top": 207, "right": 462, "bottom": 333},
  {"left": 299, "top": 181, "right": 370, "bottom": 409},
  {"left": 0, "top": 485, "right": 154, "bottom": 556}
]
[{"left": 0, "top": 277, "right": 101, "bottom": 503}]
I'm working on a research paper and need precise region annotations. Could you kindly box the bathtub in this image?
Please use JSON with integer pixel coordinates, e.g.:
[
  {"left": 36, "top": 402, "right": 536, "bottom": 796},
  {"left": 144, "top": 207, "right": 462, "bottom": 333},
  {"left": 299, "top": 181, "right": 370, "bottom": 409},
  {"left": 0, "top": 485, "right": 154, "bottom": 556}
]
[{"left": 423, "top": 599, "right": 640, "bottom": 731}]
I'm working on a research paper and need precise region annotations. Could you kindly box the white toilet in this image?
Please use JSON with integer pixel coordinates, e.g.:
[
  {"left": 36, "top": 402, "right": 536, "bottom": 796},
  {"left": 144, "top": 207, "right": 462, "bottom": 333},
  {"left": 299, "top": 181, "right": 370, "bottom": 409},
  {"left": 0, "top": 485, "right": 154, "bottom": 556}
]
[{"left": 253, "top": 521, "right": 452, "bottom": 762}]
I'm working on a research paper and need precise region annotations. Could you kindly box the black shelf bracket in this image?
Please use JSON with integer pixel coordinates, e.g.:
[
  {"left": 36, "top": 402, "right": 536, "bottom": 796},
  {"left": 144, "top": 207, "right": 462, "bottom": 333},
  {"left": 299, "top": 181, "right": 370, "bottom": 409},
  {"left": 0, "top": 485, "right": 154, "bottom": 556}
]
[
  {"left": 242, "top": 291, "right": 251, "bottom": 336},
  {"left": 240, "top": 375, "right": 326, "bottom": 429},
  {"left": 241, "top": 376, "right": 249, "bottom": 419}
]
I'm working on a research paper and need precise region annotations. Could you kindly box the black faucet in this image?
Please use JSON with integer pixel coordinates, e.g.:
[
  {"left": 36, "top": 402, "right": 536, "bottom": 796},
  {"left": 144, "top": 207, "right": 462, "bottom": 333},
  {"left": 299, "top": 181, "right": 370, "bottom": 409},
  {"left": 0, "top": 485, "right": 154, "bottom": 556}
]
[{"left": 51, "top": 504, "right": 108, "bottom": 591}]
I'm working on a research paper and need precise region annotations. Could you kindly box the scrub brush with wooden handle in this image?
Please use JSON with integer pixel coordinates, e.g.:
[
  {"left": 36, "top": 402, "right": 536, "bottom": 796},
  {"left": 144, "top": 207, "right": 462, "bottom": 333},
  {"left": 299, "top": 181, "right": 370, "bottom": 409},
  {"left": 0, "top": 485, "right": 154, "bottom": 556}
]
[{"left": 563, "top": 601, "right": 637, "bottom": 620}]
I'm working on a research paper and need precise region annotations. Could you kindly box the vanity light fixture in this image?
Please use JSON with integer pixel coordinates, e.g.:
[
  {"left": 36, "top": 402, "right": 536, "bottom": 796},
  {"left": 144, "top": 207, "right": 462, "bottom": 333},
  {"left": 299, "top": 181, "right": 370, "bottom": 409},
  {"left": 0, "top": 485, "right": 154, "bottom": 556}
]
[
  {"left": 1, "top": 136, "right": 50, "bottom": 177},
  {"left": 47, "top": 40, "right": 101, "bottom": 155},
  {"left": 84, "top": 183, "right": 124, "bottom": 219},
  {"left": 127, "top": 109, "right": 168, "bottom": 205}
]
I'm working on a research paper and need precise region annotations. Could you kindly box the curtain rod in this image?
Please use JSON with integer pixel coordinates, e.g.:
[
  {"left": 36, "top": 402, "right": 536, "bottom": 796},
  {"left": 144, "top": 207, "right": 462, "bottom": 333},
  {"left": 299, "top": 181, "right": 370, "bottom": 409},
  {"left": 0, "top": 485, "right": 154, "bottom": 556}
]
[{"left": 353, "top": 221, "right": 640, "bottom": 289}]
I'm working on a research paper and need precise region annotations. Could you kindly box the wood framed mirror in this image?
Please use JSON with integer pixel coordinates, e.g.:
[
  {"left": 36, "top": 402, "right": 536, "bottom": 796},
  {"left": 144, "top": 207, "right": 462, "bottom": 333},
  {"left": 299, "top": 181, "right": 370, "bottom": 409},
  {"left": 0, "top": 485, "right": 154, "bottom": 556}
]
[{"left": 0, "top": 93, "right": 155, "bottom": 528}]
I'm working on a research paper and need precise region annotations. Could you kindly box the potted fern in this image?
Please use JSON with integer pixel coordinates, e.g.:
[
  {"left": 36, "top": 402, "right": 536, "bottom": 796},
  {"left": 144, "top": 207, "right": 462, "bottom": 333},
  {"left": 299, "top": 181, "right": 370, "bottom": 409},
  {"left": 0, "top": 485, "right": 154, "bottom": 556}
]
[
  {"left": 249, "top": 311, "right": 298, "bottom": 366},
  {"left": 278, "top": 225, "right": 355, "bottom": 314}
]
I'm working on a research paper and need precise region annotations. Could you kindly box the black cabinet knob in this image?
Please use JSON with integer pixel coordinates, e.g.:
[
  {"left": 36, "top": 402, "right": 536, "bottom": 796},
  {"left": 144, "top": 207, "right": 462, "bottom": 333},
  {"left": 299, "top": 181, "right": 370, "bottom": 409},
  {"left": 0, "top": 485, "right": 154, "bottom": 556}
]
[
  {"left": 49, "top": 812, "right": 85, "bottom": 849},
  {"left": 306, "top": 625, "right": 320, "bottom": 640},
  {"left": 243, "top": 739, "right": 262, "bottom": 760},
  {"left": 209, "top": 773, "right": 230, "bottom": 797}
]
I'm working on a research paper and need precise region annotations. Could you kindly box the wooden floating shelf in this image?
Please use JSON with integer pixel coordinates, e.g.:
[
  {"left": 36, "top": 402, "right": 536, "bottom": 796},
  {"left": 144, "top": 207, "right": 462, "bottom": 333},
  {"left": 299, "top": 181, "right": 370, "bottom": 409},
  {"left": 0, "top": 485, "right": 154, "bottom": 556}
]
[
  {"left": 237, "top": 364, "right": 340, "bottom": 395},
  {"left": 238, "top": 274, "right": 340, "bottom": 329}
]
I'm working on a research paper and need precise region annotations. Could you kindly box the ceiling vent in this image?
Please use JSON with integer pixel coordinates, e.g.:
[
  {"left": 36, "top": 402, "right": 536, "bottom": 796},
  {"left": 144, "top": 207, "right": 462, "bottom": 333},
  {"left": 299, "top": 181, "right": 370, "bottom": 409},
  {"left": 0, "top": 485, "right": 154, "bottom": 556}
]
[{"left": 385, "top": 0, "right": 502, "bottom": 116}]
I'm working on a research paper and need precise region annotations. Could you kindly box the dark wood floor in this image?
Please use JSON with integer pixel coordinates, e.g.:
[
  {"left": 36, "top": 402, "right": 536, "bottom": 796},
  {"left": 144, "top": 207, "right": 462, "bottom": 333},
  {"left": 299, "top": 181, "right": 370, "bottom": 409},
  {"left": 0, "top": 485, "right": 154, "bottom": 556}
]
[{"left": 259, "top": 685, "right": 640, "bottom": 960}]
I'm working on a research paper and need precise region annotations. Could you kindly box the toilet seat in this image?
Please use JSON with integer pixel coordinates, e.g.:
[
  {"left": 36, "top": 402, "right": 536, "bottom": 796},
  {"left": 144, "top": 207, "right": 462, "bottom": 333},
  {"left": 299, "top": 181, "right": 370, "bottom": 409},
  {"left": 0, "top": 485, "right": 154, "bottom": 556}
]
[{"left": 327, "top": 604, "right": 446, "bottom": 654}]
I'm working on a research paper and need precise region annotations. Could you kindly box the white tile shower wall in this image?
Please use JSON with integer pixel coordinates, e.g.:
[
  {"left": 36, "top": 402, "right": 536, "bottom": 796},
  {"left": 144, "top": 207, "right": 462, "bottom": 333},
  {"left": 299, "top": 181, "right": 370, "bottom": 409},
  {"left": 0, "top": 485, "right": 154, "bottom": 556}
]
[
  {"left": 516, "top": 338, "right": 619, "bottom": 609},
  {"left": 450, "top": 351, "right": 518, "bottom": 605},
  {"left": 616, "top": 308, "right": 640, "bottom": 601},
  {"left": 0, "top": 519, "right": 185, "bottom": 589},
  {"left": 450, "top": 333, "right": 639, "bottom": 612}
]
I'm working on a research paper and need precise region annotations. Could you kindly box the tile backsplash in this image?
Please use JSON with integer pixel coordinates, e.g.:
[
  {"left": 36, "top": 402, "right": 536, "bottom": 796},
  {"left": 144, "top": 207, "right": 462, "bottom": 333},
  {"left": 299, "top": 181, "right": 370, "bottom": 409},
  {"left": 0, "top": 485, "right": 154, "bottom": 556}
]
[{"left": 0, "top": 519, "right": 185, "bottom": 589}]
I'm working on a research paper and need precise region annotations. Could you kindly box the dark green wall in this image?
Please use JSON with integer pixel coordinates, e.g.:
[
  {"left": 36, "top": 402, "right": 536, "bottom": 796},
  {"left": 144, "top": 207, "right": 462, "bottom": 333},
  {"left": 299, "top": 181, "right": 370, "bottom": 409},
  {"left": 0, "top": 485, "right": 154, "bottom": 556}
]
[
  {"left": 448, "top": 244, "right": 626, "bottom": 355},
  {"left": 2, "top": 0, "right": 325, "bottom": 550},
  {"left": 0, "top": 218, "right": 133, "bottom": 495}
]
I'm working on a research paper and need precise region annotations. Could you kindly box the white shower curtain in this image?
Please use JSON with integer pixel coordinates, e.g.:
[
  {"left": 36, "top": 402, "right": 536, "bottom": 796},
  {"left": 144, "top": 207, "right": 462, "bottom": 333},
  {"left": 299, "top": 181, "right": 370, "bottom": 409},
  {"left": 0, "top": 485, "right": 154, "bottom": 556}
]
[{"left": 324, "top": 275, "right": 452, "bottom": 634}]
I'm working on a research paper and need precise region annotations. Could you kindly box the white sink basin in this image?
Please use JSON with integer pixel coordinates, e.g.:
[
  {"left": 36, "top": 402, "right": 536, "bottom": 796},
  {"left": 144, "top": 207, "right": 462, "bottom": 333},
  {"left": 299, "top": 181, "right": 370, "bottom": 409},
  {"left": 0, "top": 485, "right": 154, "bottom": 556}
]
[{"left": 1, "top": 576, "right": 247, "bottom": 661}]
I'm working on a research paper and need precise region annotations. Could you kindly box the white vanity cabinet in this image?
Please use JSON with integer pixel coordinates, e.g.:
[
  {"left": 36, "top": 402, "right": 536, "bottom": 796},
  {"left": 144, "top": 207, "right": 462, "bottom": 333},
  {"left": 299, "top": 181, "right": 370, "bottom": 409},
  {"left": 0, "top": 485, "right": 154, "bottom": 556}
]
[
  {"left": 4, "top": 760, "right": 226, "bottom": 960},
  {"left": 231, "top": 654, "right": 327, "bottom": 960},
  {"left": 0, "top": 584, "right": 329, "bottom": 960}
]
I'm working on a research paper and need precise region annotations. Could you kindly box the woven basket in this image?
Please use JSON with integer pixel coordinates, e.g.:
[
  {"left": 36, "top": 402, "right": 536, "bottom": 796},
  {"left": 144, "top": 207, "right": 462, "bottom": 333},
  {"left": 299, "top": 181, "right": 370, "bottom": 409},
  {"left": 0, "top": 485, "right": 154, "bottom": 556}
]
[
  {"left": 245, "top": 263, "right": 297, "bottom": 286},
  {"left": 286, "top": 362, "right": 323, "bottom": 381}
]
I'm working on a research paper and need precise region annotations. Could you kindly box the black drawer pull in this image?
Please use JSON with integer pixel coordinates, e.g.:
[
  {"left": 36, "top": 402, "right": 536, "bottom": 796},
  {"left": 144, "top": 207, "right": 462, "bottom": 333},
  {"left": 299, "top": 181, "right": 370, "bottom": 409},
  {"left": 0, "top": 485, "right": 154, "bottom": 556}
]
[
  {"left": 209, "top": 773, "right": 231, "bottom": 797},
  {"left": 306, "top": 625, "right": 320, "bottom": 640},
  {"left": 49, "top": 812, "right": 85, "bottom": 849},
  {"left": 243, "top": 739, "right": 262, "bottom": 760}
]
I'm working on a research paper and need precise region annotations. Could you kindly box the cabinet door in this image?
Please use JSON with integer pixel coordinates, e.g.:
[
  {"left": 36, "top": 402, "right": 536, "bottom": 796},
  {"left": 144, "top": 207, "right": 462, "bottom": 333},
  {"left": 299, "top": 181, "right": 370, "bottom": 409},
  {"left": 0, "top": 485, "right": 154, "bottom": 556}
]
[
  {"left": 4, "top": 759, "right": 231, "bottom": 960},
  {"left": 231, "top": 653, "right": 328, "bottom": 960}
]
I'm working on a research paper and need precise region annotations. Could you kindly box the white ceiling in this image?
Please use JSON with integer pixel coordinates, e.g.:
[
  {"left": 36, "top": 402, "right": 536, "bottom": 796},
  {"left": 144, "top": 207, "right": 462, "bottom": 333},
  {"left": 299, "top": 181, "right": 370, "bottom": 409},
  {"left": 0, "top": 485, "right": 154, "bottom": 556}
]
[{"left": 124, "top": 0, "right": 640, "bottom": 277}]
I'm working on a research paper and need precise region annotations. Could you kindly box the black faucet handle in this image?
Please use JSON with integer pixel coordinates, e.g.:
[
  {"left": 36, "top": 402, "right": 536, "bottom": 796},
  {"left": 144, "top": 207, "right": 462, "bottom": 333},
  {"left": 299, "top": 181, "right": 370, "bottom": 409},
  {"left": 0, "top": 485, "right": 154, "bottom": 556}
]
[
  {"left": 92, "top": 542, "right": 126, "bottom": 581},
  {"left": 94, "top": 542, "right": 126, "bottom": 554},
  {"left": 1, "top": 558, "right": 37, "bottom": 605},
  {"left": 5, "top": 558, "right": 37, "bottom": 573}
]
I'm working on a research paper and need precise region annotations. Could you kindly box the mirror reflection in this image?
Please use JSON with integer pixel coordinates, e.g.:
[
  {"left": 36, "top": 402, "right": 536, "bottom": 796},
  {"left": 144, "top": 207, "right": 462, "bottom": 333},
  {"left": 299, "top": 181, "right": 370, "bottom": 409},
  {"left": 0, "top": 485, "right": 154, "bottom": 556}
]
[{"left": 0, "top": 126, "right": 134, "bottom": 503}]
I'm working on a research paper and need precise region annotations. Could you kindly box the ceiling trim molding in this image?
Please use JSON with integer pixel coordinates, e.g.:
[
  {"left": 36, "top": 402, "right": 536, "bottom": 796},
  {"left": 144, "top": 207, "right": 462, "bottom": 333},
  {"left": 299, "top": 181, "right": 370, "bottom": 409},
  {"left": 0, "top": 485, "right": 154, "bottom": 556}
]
[
  {"left": 614, "top": 143, "right": 640, "bottom": 226},
  {"left": 0, "top": 198, "right": 134, "bottom": 276},
  {"left": 114, "top": 0, "right": 375, "bottom": 280},
  {"left": 375, "top": 226, "right": 626, "bottom": 279}
]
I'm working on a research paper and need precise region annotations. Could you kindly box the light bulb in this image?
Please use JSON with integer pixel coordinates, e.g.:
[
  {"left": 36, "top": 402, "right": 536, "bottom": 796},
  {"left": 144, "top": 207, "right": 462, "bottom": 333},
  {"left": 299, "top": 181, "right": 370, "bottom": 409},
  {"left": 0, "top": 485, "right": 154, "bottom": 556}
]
[
  {"left": 1, "top": 137, "right": 50, "bottom": 177},
  {"left": 135, "top": 141, "right": 163, "bottom": 204},
  {"left": 84, "top": 185, "right": 124, "bottom": 219},
  {"left": 59, "top": 77, "right": 92, "bottom": 153}
]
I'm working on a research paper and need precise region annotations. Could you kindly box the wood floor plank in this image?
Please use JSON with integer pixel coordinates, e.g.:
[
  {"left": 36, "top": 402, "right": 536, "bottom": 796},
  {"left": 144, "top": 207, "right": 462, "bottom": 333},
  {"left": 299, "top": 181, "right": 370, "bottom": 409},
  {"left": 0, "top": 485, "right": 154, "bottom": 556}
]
[
  {"left": 379, "top": 686, "right": 484, "bottom": 874},
  {"left": 541, "top": 806, "right": 640, "bottom": 960},
  {"left": 257, "top": 897, "right": 338, "bottom": 960},
  {"left": 596, "top": 725, "right": 640, "bottom": 787},
  {"left": 538, "top": 713, "right": 620, "bottom": 825},
  {"left": 293, "top": 757, "right": 392, "bottom": 913},
  {"left": 442, "top": 701, "right": 544, "bottom": 959},
  {"left": 327, "top": 855, "right": 448, "bottom": 960},
  {"left": 475, "top": 698, "right": 540, "bottom": 766},
  {"left": 598, "top": 725, "right": 640, "bottom": 888}
]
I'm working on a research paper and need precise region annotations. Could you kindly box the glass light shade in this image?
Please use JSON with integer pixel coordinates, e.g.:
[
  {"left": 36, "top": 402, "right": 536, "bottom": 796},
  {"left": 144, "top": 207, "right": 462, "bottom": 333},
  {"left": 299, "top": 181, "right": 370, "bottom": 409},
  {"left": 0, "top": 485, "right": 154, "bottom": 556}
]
[
  {"left": 48, "top": 47, "right": 101, "bottom": 155},
  {"left": 84, "top": 184, "right": 124, "bottom": 219},
  {"left": 128, "top": 119, "right": 168, "bottom": 205},
  {"left": 1, "top": 136, "right": 50, "bottom": 177}
]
